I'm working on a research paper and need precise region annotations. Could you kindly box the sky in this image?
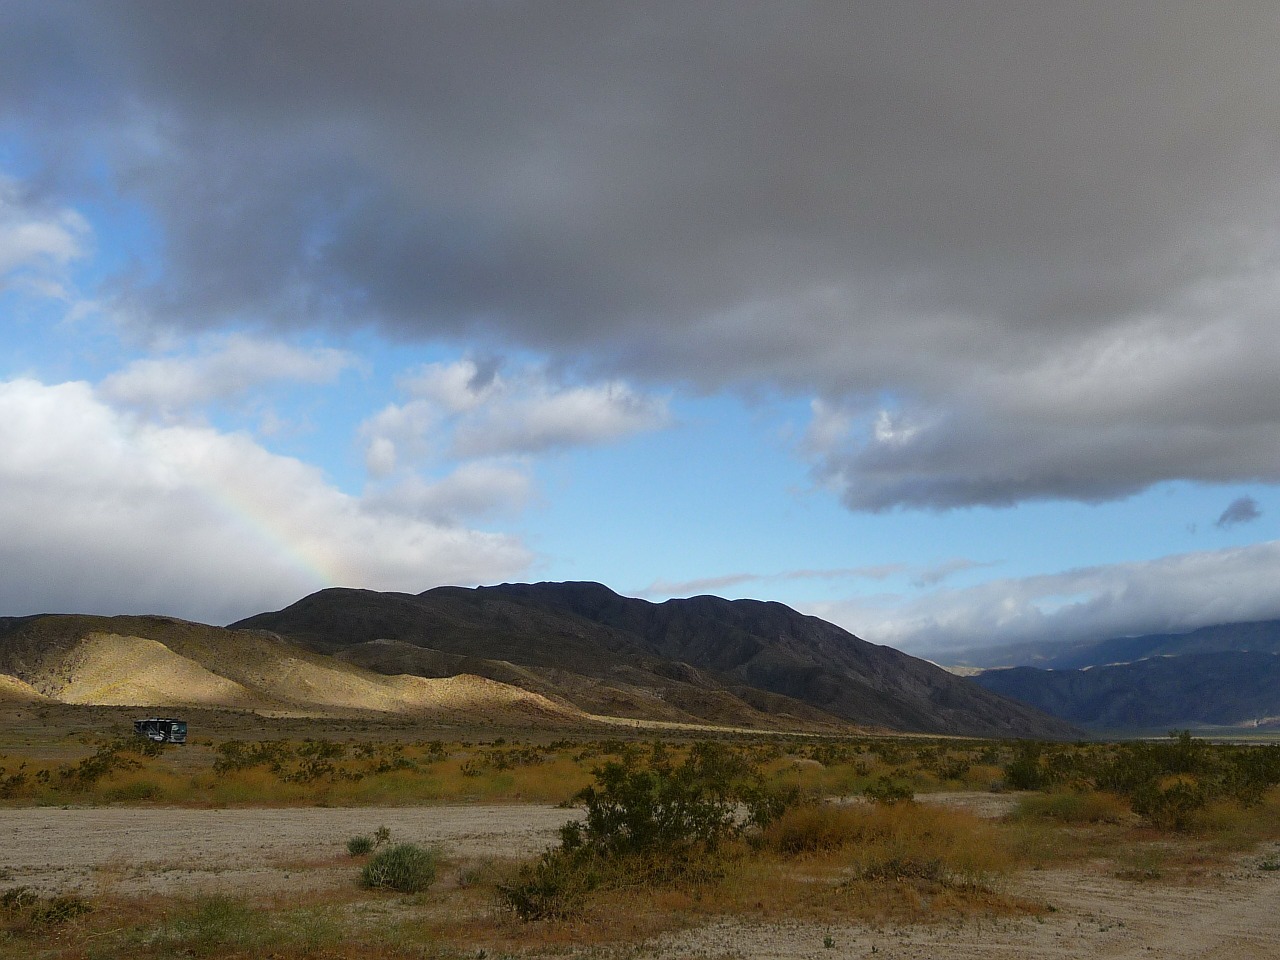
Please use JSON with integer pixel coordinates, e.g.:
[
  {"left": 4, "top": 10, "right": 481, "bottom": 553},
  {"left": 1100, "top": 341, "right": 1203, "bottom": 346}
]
[{"left": 2, "top": 1, "right": 1280, "bottom": 655}]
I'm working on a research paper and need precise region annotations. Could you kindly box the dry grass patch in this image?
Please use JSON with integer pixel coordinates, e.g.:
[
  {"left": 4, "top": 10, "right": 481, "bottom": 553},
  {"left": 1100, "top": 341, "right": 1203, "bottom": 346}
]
[
  {"left": 760, "top": 801, "right": 1017, "bottom": 896},
  {"left": 1010, "top": 789, "right": 1130, "bottom": 825}
]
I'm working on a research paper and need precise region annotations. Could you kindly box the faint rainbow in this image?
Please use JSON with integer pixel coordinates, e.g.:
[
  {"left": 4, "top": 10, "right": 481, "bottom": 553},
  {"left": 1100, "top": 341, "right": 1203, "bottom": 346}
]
[{"left": 197, "top": 477, "right": 338, "bottom": 591}]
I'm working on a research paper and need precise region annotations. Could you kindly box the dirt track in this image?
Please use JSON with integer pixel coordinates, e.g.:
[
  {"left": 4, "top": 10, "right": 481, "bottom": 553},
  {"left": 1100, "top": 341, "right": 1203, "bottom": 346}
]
[
  {"left": 655, "top": 861, "right": 1280, "bottom": 959},
  {"left": 2, "top": 801, "right": 1278, "bottom": 957}
]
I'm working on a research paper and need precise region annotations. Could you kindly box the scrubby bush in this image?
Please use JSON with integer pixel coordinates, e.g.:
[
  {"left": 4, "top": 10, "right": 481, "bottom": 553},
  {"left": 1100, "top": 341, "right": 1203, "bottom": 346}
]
[
  {"left": 1003, "top": 743, "right": 1049, "bottom": 791},
  {"left": 59, "top": 738, "right": 148, "bottom": 790},
  {"left": 854, "top": 854, "right": 945, "bottom": 883},
  {"left": 1001, "top": 732, "right": 1280, "bottom": 832},
  {"left": 347, "top": 824, "right": 391, "bottom": 856},
  {"left": 863, "top": 775, "right": 914, "bottom": 805},
  {"left": 498, "top": 742, "right": 795, "bottom": 920},
  {"left": 1130, "top": 779, "right": 1208, "bottom": 832},
  {"left": 496, "top": 849, "right": 603, "bottom": 920},
  {"left": 1096, "top": 733, "right": 1280, "bottom": 830},
  {"left": 761, "top": 802, "right": 868, "bottom": 854},
  {"left": 1, "top": 886, "right": 92, "bottom": 932},
  {"left": 360, "top": 843, "right": 439, "bottom": 893},
  {"left": 0, "top": 764, "right": 27, "bottom": 798}
]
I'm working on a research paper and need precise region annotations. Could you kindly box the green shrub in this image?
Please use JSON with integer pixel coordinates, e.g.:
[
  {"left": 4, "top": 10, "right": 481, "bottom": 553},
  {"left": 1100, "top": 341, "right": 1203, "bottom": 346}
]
[
  {"left": 1004, "top": 743, "right": 1048, "bottom": 791},
  {"left": 498, "top": 742, "right": 797, "bottom": 920},
  {"left": 57, "top": 738, "right": 146, "bottom": 790},
  {"left": 863, "top": 776, "right": 914, "bottom": 805},
  {"left": 1130, "top": 780, "right": 1208, "bottom": 832},
  {"left": 360, "top": 843, "right": 439, "bottom": 893},
  {"left": 559, "top": 742, "right": 784, "bottom": 862}
]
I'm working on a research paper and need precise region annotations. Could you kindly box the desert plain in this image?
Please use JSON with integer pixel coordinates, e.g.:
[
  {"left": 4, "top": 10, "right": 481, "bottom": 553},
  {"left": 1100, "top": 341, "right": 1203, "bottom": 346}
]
[{"left": 1, "top": 700, "right": 1278, "bottom": 959}]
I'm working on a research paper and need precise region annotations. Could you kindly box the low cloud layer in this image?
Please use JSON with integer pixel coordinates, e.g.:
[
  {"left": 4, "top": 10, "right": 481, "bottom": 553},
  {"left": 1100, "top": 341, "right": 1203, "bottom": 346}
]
[
  {"left": 815, "top": 541, "right": 1280, "bottom": 654},
  {"left": 0, "top": 377, "right": 530, "bottom": 622},
  {"left": 6, "top": 3, "right": 1280, "bottom": 510},
  {"left": 644, "top": 565, "right": 905, "bottom": 599}
]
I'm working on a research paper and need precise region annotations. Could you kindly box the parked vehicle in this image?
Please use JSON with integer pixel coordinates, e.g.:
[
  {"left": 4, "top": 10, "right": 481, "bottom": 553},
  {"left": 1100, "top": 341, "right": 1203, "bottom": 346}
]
[{"left": 133, "top": 717, "right": 187, "bottom": 744}]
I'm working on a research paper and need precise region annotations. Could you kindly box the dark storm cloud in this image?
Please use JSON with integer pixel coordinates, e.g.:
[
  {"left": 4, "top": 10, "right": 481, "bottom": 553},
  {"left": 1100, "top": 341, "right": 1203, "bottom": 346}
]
[
  {"left": 6, "top": 1, "right": 1280, "bottom": 508},
  {"left": 1217, "top": 496, "right": 1262, "bottom": 528}
]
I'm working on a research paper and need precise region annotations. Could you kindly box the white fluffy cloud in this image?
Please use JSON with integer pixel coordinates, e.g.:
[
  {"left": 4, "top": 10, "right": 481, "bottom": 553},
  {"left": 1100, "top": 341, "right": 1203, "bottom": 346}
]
[
  {"left": 0, "top": 378, "right": 530, "bottom": 622},
  {"left": 812, "top": 541, "right": 1280, "bottom": 654},
  {"left": 361, "top": 359, "right": 669, "bottom": 475},
  {"left": 451, "top": 378, "right": 669, "bottom": 459},
  {"left": 0, "top": 177, "right": 88, "bottom": 298},
  {"left": 99, "top": 334, "right": 357, "bottom": 415}
]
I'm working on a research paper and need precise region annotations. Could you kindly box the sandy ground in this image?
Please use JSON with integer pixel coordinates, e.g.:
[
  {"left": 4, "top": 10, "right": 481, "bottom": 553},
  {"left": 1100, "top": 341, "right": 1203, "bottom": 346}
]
[
  {"left": 1, "top": 797, "right": 1278, "bottom": 957},
  {"left": 652, "top": 860, "right": 1280, "bottom": 959},
  {"left": 0, "top": 803, "right": 578, "bottom": 897}
]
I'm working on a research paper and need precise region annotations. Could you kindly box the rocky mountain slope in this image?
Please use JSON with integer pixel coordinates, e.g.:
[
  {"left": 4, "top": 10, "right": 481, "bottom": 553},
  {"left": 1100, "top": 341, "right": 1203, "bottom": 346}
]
[{"left": 232, "top": 581, "right": 1076, "bottom": 738}]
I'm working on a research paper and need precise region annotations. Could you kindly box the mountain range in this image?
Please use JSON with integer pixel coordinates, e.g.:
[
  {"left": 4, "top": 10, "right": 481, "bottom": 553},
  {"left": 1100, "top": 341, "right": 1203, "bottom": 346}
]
[
  {"left": 952, "top": 620, "right": 1280, "bottom": 731},
  {"left": 0, "top": 581, "right": 1076, "bottom": 738}
]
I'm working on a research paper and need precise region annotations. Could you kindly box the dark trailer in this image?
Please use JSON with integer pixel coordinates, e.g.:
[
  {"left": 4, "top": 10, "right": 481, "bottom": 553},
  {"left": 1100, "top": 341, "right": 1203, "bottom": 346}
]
[{"left": 133, "top": 717, "right": 187, "bottom": 744}]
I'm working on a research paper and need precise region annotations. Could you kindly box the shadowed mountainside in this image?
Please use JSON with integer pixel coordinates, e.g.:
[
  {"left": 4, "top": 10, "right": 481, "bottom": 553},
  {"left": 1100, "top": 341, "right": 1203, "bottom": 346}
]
[
  {"left": 973, "top": 651, "right": 1280, "bottom": 730},
  {"left": 231, "top": 581, "right": 1076, "bottom": 738},
  {"left": 937, "top": 618, "right": 1280, "bottom": 731}
]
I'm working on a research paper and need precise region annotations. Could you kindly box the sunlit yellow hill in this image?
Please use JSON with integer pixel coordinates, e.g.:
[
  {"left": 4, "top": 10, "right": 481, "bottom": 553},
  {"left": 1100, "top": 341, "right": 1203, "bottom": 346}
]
[
  {"left": 0, "top": 673, "right": 48, "bottom": 702},
  {"left": 0, "top": 615, "right": 583, "bottom": 724}
]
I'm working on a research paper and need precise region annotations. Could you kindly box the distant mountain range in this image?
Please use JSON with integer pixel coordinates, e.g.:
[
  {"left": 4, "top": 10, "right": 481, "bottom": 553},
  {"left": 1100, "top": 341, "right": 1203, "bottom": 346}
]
[
  {"left": 948, "top": 619, "right": 1280, "bottom": 731},
  {"left": 226, "top": 580, "right": 1075, "bottom": 738}
]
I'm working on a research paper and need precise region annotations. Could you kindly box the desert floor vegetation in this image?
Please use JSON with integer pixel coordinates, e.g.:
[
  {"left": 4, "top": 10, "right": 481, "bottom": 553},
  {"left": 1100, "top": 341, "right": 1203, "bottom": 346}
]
[
  {"left": 0, "top": 721, "right": 1084, "bottom": 809},
  {"left": 1, "top": 720, "right": 1279, "bottom": 958}
]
